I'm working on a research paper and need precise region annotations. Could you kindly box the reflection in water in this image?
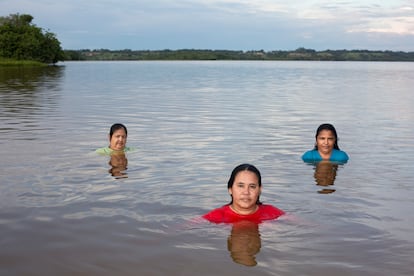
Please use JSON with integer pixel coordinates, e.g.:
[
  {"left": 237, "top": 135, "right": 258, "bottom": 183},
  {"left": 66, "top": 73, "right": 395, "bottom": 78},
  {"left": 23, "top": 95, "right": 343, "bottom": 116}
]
[
  {"left": 0, "top": 66, "right": 64, "bottom": 139},
  {"left": 314, "top": 161, "right": 338, "bottom": 194},
  {"left": 0, "top": 66, "right": 64, "bottom": 92},
  {"left": 108, "top": 152, "right": 128, "bottom": 179},
  {"left": 227, "top": 221, "right": 261, "bottom": 266}
]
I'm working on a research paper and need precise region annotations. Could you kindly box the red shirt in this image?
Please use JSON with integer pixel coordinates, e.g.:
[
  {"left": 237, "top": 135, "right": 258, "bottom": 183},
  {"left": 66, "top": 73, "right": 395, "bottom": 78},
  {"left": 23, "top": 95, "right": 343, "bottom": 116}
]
[{"left": 203, "top": 204, "right": 285, "bottom": 224}]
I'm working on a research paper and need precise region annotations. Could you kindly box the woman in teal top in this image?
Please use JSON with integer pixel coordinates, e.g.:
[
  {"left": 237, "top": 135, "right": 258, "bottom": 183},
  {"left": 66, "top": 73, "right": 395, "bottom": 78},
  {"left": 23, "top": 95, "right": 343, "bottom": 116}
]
[
  {"left": 302, "top": 123, "right": 349, "bottom": 163},
  {"left": 96, "top": 123, "right": 132, "bottom": 155}
]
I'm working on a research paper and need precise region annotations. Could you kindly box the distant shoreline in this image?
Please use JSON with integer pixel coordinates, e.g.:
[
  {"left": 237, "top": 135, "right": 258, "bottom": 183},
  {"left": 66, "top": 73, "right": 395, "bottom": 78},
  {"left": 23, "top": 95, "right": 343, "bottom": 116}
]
[{"left": 64, "top": 48, "right": 414, "bottom": 62}]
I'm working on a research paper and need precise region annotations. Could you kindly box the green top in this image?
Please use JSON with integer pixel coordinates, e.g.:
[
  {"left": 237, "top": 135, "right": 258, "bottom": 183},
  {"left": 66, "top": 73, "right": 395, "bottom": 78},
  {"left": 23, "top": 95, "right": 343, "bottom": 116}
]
[{"left": 95, "top": 146, "right": 134, "bottom": 155}]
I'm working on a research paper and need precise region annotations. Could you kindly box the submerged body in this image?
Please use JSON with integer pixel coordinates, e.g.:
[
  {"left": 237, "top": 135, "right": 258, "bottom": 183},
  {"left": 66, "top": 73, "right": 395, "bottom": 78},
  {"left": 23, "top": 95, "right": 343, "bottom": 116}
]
[
  {"left": 203, "top": 164, "right": 284, "bottom": 224},
  {"left": 302, "top": 124, "right": 349, "bottom": 163},
  {"left": 96, "top": 123, "right": 130, "bottom": 155}
]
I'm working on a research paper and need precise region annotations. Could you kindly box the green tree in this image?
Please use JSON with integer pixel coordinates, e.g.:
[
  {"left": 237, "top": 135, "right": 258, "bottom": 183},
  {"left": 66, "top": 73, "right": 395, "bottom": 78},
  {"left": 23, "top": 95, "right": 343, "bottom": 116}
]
[{"left": 0, "top": 13, "right": 64, "bottom": 64}]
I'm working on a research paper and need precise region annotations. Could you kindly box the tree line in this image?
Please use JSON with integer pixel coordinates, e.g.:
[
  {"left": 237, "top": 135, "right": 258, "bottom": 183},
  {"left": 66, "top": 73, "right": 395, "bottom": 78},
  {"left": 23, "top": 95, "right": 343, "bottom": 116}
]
[
  {"left": 0, "top": 13, "right": 64, "bottom": 64},
  {"left": 1, "top": 13, "right": 413, "bottom": 63},
  {"left": 65, "top": 48, "right": 414, "bottom": 62}
]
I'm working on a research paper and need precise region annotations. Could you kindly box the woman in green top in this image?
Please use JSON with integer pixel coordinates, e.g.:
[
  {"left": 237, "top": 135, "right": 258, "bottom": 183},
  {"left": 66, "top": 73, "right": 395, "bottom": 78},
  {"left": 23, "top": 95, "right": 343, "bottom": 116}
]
[{"left": 96, "top": 123, "right": 131, "bottom": 154}]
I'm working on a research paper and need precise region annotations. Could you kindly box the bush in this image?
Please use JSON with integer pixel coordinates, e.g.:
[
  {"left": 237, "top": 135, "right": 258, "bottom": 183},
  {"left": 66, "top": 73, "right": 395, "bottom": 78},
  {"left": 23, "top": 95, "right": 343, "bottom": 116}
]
[{"left": 0, "top": 13, "right": 64, "bottom": 64}]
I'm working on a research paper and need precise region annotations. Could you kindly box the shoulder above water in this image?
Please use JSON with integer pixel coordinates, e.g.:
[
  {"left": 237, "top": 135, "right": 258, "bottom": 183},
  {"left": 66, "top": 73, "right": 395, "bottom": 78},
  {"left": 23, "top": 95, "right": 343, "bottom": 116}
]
[
  {"left": 302, "top": 149, "right": 349, "bottom": 163},
  {"left": 95, "top": 146, "right": 135, "bottom": 155},
  {"left": 203, "top": 204, "right": 285, "bottom": 224}
]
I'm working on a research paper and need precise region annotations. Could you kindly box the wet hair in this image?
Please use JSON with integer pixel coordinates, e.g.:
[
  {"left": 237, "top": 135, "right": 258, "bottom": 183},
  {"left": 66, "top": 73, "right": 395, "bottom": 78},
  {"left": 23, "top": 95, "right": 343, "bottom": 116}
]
[
  {"left": 313, "top": 123, "right": 340, "bottom": 150},
  {"left": 109, "top": 123, "right": 127, "bottom": 138},
  {"left": 227, "top": 163, "right": 262, "bottom": 205}
]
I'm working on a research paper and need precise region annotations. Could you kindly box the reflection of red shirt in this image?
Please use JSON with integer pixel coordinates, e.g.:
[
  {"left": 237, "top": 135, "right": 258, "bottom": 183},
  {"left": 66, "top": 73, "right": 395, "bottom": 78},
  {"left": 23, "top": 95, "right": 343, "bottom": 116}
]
[{"left": 203, "top": 204, "right": 285, "bottom": 224}]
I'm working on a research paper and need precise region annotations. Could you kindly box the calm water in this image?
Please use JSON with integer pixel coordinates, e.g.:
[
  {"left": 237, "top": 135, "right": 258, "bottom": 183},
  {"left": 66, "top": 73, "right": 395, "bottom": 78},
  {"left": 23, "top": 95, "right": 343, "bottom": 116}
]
[{"left": 1, "top": 61, "right": 413, "bottom": 275}]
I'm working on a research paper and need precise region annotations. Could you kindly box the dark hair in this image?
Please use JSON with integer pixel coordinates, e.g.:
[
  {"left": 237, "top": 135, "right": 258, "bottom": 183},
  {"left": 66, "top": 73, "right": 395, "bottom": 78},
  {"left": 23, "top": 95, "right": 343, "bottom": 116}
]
[
  {"left": 227, "top": 163, "right": 262, "bottom": 205},
  {"left": 109, "top": 123, "right": 127, "bottom": 138},
  {"left": 313, "top": 123, "right": 340, "bottom": 150}
]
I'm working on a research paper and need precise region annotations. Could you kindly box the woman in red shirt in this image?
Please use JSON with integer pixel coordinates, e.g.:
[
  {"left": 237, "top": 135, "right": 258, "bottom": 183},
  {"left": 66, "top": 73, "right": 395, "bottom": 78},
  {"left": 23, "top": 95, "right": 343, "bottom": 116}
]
[{"left": 203, "top": 164, "right": 284, "bottom": 224}]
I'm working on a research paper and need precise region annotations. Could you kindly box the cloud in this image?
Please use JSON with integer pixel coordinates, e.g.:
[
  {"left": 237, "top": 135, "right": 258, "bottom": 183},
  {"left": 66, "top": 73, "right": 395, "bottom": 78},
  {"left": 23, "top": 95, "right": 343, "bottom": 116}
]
[
  {"left": 1, "top": 0, "right": 413, "bottom": 50},
  {"left": 346, "top": 5, "right": 414, "bottom": 35},
  {"left": 297, "top": 1, "right": 414, "bottom": 35}
]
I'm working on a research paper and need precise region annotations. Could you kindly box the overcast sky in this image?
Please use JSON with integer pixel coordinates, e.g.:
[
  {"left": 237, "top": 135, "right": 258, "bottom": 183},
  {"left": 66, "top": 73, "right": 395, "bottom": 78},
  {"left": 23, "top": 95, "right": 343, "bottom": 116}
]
[{"left": 2, "top": 0, "right": 413, "bottom": 51}]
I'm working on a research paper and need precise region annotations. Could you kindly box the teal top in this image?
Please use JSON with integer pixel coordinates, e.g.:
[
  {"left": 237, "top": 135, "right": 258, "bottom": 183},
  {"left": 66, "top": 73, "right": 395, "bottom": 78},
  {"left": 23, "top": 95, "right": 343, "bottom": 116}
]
[
  {"left": 302, "top": 149, "right": 349, "bottom": 163},
  {"left": 95, "top": 146, "right": 134, "bottom": 155}
]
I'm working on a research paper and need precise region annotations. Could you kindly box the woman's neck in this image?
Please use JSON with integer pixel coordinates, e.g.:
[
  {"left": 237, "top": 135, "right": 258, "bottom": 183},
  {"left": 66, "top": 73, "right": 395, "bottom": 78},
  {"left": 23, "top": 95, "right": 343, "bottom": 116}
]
[{"left": 229, "top": 204, "right": 258, "bottom": 215}]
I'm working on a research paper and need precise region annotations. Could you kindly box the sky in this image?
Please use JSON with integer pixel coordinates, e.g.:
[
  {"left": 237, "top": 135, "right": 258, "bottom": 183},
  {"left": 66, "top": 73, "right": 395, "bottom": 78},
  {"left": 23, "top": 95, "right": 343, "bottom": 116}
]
[{"left": 2, "top": 0, "right": 414, "bottom": 51}]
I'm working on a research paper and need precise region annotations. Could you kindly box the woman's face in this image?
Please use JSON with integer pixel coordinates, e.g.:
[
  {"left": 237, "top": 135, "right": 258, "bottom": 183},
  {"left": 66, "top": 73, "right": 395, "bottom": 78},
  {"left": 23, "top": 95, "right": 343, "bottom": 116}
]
[
  {"left": 109, "top": 128, "right": 127, "bottom": 151},
  {"left": 316, "top": 129, "right": 335, "bottom": 156},
  {"left": 228, "top": 170, "right": 261, "bottom": 215}
]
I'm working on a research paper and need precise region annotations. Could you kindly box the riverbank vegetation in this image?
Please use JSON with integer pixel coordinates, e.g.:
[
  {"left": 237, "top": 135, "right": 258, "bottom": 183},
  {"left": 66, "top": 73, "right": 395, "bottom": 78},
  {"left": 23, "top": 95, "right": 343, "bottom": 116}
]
[
  {"left": 64, "top": 48, "right": 414, "bottom": 62},
  {"left": 0, "top": 58, "right": 47, "bottom": 66},
  {"left": 0, "top": 13, "right": 64, "bottom": 65}
]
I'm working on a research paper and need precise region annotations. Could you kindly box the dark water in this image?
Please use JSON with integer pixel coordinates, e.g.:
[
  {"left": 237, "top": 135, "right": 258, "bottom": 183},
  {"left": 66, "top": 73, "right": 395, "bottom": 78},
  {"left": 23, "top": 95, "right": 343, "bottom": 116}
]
[{"left": 0, "top": 61, "right": 413, "bottom": 275}]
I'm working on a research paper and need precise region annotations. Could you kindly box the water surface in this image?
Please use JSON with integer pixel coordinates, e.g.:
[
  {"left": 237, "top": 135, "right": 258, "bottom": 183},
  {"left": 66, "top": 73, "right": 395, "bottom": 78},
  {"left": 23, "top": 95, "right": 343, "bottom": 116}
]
[{"left": 1, "top": 61, "right": 413, "bottom": 275}]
